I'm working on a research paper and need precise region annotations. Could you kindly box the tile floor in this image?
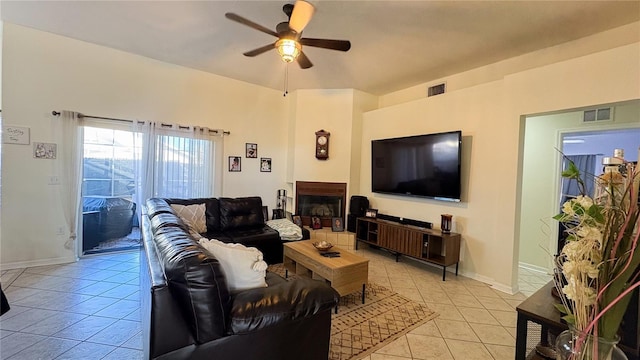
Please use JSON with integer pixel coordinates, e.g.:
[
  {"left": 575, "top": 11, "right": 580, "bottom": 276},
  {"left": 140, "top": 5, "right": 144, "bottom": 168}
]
[{"left": 0, "top": 245, "right": 551, "bottom": 360}]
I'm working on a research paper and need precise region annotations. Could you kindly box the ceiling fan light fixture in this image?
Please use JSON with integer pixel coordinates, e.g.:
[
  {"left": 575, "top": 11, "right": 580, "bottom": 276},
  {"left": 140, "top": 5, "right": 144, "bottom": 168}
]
[{"left": 276, "top": 39, "right": 301, "bottom": 63}]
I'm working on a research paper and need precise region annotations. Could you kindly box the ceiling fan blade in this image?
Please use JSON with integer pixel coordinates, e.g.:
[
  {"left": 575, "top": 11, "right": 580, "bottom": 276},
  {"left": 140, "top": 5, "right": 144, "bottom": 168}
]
[
  {"left": 289, "top": 0, "right": 315, "bottom": 34},
  {"left": 297, "top": 51, "right": 313, "bottom": 69},
  {"left": 300, "top": 38, "right": 351, "bottom": 52},
  {"left": 243, "top": 43, "right": 276, "bottom": 57},
  {"left": 225, "top": 13, "right": 278, "bottom": 37}
]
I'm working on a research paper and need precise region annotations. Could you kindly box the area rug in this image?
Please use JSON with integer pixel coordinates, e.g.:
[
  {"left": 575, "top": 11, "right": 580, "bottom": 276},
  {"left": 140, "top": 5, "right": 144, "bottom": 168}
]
[{"left": 268, "top": 264, "right": 439, "bottom": 360}]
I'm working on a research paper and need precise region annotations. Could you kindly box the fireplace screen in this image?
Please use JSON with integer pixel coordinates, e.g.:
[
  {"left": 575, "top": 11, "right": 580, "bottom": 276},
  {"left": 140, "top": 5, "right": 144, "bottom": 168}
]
[
  {"left": 297, "top": 195, "right": 343, "bottom": 218},
  {"left": 295, "top": 181, "right": 347, "bottom": 227}
]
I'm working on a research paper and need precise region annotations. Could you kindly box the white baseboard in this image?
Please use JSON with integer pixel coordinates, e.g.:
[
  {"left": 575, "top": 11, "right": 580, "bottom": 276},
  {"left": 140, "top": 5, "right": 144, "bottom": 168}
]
[
  {"left": 0, "top": 255, "right": 78, "bottom": 271},
  {"left": 457, "top": 269, "right": 518, "bottom": 295},
  {"left": 519, "top": 261, "right": 551, "bottom": 275}
]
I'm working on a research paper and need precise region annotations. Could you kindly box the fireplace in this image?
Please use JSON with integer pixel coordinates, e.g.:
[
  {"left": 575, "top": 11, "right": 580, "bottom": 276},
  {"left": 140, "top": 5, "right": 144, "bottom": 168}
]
[{"left": 295, "top": 181, "right": 347, "bottom": 227}]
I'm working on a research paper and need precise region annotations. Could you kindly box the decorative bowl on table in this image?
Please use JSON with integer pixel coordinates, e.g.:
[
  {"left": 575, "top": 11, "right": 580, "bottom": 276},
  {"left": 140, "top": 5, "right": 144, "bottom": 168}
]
[{"left": 313, "top": 241, "right": 333, "bottom": 252}]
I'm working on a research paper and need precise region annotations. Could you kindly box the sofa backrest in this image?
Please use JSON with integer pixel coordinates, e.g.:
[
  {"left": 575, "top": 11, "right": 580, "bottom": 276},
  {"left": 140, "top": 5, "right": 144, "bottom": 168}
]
[
  {"left": 145, "top": 199, "right": 231, "bottom": 344},
  {"left": 219, "top": 196, "right": 265, "bottom": 231}
]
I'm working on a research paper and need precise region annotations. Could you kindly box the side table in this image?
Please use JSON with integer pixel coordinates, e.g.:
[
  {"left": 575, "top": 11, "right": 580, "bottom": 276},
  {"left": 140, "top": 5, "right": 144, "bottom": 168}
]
[{"left": 515, "top": 281, "right": 566, "bottom": 360}]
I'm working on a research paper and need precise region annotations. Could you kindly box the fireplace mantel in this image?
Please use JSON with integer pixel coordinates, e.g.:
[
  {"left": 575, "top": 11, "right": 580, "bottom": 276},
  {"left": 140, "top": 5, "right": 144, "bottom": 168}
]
[{"left": 295, "top": 181, "right": 347, "bottom": 227}]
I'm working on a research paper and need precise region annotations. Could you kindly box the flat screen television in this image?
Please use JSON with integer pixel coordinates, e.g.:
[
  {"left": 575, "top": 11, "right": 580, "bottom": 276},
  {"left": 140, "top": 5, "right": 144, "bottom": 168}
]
[{"left": 371, "top": 131, "right": 462, "bottom": 202}]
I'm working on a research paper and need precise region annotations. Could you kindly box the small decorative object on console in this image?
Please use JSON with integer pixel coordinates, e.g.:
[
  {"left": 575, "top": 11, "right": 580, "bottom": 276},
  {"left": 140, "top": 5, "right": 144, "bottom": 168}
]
[
  {"left": 292, "top": 215, "right": 302, "bottom": 227},
  {"left": 313, "top": 241, "right": 333, "bottom": 252},
  {"left": 441, "top": 214, "right": 453, "bottom": 234},
  {"left": 315, "top": 129, "right": 330, "bottom": 160},
  {"left": 331, "top": 217, "right": 344, "bottom": 232},
  {"left": 365, "top": 208, "right": 378, "bottom": 218},
  {"left": 311, "top": 216, "right": 322, "bottom": 229}
]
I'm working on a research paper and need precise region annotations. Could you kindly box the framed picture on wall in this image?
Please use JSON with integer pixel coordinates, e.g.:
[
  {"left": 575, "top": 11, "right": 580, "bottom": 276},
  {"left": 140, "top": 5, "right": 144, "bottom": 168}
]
[
  {"left": 260, "top": 158, "right": 272, "bottom": 172},
  {"left": 229, "top": 156, "right": 241, "bottom": 172},
  {"left": 246, "top": 143, "right": 257, "bottom": 158}
]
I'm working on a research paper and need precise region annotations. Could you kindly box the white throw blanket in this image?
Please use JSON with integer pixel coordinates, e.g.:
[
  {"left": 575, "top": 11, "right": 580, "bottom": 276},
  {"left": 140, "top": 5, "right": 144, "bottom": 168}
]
[{"left": 266, "top": 219, "right": 303, "bottom": 241}]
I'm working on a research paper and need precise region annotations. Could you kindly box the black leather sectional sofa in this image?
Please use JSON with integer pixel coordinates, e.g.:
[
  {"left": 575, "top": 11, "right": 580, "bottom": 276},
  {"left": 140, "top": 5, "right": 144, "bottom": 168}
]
[
  {"left": 141, "top": 196, "right": 339, "bottom": 359},
  {"left": 150, "top": 196, "right": 284, "bottom": 263}
]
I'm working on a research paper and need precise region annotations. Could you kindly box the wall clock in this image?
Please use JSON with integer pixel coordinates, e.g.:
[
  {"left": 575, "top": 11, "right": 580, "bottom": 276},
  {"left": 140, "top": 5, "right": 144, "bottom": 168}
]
[{"left": 315, "top": 130, "right": 330, "bottom": 160}]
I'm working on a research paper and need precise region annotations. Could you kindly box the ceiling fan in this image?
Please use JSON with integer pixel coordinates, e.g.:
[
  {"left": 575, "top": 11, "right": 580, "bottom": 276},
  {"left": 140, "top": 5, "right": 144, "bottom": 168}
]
[{"left": 225, "top": 0, "right": 351, "bottom": 69}]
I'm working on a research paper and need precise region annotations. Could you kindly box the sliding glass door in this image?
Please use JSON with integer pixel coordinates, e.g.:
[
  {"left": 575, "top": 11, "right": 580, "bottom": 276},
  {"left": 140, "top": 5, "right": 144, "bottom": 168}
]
[{"left": 80, "top": 123, "right": 220, "bottom": 255}]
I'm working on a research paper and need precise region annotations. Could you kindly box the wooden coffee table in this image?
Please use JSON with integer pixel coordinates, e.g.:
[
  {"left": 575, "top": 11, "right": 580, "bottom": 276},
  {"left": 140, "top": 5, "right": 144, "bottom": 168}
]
[{"left": 283, "top": 240, "right": 369, "bottom": 303}]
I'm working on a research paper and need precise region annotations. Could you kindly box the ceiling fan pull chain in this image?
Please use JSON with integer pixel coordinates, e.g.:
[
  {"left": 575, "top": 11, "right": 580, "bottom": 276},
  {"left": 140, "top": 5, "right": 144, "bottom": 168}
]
[{"left": 283, "top": 64, "right": 289, "bottom": 97}]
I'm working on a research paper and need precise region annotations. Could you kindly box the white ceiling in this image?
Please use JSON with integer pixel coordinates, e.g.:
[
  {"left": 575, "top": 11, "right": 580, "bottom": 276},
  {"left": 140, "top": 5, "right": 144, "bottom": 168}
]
[{"left": 2, "top": 1, "right": 639, "bottom": 95}]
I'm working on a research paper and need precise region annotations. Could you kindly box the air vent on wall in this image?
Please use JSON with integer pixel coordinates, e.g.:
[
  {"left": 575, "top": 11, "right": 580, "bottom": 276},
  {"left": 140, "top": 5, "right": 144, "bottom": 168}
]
[
  {"left": 583, "top": 107, "right": 612, "bottom": 122},
  {"left": 428, "top": 83, "right": 446, "bottom": 97}
]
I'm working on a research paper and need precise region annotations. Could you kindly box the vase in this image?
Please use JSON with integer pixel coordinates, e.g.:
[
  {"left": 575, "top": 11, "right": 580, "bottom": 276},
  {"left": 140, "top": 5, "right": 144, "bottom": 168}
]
[{"left": 555, "top": 327, "right": 628, "bottom": 360}]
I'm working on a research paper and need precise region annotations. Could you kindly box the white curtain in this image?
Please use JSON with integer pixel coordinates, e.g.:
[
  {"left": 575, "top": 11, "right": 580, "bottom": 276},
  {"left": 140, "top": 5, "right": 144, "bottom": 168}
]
[
  {"left": 132, "top": 121, "right": 156, "bottom": 217},
  {"left": 56, "top": 111, "right": 83, "bottom": 250},
  {"left": 132, "top": 122, "right": 223, "bottom": 212}
]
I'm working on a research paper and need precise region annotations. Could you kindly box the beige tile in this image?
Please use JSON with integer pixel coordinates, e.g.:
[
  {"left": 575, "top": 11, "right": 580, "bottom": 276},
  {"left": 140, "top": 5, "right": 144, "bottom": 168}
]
[
  {"left": 409, "top": 320, "right": 442, "bottom": 338},
  {"left": 370, "top": 353, "right": 411, "bottom": 360},
  {"left": 457, "top": 307, "right": 500, "bottom": 325},
  {"left": 441, "top": 284, "right": 472, "bottom": 296},
  {"left": 393, "top": 287, "right": 424, "bottom": 303},
  {"left": 494, "top": 290, "right": 527, "bottom": 301},
  {"left": 476, "top": 296, "right": 513, "bottom": 311},
  {"left": 488, "top": 310, "right": 517, "bottom": 327},
  {"left": 387, "top": 277, "right": 418, "bottom": 289},
  {"left": 445, "top": 339, "right": 493, "bottom": 360},
  {"left": 484, "top": 343, "right": 515, "bottom": 360},
  {"left": 449, "top": 294, "right": 483, "bottom": 308},
  {"left": 469, "top": 323, "right": 514, "bottom": 346},
  {"left": 504, "top": 299, "right": 524, "bottom": 309},
  {"left": 406, "top": 334, "right": 453, "bottom": 360},
  {"left": 419, "top": 289, "right": 453, "bottom": 305},
  {"left": 425, "top": 303, "right": 465, "bottom": 321},
  {"left": 467, "top": 286, "right": 501, "bottom": 298},
  {"left": 374, "top": 336, "right": 413, "bottom": 358},
  {"left": 434, "top": 319, "right": 479, "bottom": 342},
  {"left": 504, "top": 327, "right": 516, "bottom": 339}
]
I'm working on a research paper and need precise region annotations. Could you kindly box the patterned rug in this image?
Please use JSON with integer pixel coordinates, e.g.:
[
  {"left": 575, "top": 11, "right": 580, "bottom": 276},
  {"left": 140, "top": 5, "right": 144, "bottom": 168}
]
[{"left": 268, "top": 264, "right": 439, "bottom": 360}]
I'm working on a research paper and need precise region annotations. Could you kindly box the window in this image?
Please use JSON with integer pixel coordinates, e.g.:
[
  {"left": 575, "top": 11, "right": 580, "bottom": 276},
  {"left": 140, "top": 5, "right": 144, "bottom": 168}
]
[{"left": 83, "top": 127, "right": 141, "bottom": 197}]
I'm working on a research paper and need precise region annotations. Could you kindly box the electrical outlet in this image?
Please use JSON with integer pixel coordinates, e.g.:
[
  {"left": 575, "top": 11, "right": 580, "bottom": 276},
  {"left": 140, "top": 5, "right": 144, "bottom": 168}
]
[
  {"left": 48, "top": 176, "right": 60, "bottom": 185},
  {"left": 56, "top": 226, "right": 65, "bottom": 235}
]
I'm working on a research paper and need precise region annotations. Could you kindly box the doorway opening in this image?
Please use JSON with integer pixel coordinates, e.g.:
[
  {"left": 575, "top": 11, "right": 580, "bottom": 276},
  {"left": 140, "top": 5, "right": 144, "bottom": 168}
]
[{"left": 81, "top": 126, "right": 141, "bottom": 255}]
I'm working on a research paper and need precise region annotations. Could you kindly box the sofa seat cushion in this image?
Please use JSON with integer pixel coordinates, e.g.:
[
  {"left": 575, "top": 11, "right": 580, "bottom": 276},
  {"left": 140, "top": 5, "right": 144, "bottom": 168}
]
[
  {"left": 219, "top": 197, "right": 264, "bottom": 230},
  {"left": 228, "top": 277, "right": 339, "bottom": 334},
  {"left": 153, "top": 230, "right": 231, "bottom": 344},
  {"left": 223, "top": 226, "right": 280, "bottom": 243},
  {"left": 198, "top": 238, "right": 268, "bottom": 292}
]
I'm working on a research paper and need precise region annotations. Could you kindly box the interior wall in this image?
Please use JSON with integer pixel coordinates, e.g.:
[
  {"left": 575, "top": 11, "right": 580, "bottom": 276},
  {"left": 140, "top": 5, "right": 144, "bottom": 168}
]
[
  {"left": 361, "top": 39, "right": 640, "bottom": 292},
  {"left": 1, "top": 23, "right": 288, "bottom": 269},
  {"left": 291, "top": 89, "right": 355, "bottom": 185},
  {"left": 519, "top": 102, "right": 640, "bottom": 272}
]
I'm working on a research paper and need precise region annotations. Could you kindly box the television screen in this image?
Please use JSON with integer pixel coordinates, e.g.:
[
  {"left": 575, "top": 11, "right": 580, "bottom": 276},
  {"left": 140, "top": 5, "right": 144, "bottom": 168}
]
[{"left": 371, "top": 131, "right": 462, "bottom": 202}]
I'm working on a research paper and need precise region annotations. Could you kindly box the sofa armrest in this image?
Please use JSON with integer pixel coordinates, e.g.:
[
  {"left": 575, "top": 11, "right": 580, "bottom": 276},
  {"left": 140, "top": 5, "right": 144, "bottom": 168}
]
[{"left": 228, "top": 277, "right": 339, "bottom": 334}]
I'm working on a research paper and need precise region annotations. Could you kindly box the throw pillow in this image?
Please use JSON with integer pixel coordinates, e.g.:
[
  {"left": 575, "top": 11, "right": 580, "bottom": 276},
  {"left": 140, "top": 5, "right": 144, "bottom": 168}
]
[
  {"left": 171, "top": 203, "right": 207, "bottom": 234},
  {"left": 198, "top": 238, "right": 268, "bottom": 292}
]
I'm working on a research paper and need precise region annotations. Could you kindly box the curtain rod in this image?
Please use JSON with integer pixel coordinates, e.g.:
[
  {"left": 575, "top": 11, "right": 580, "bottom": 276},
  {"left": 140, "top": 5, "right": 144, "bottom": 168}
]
[{"left": 51, "top": 111, "right": 230, "bottom": 135}]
